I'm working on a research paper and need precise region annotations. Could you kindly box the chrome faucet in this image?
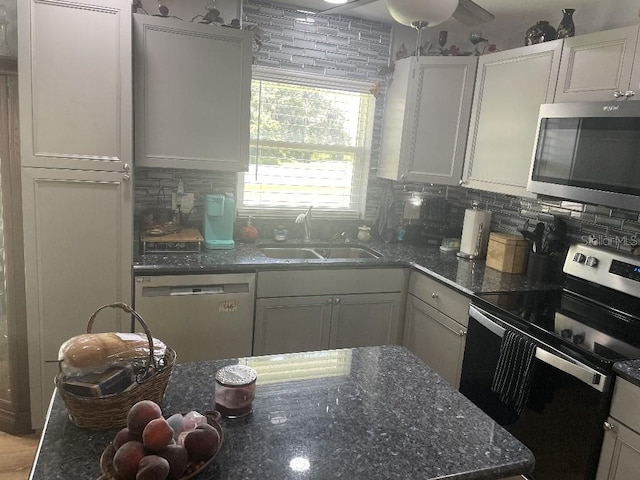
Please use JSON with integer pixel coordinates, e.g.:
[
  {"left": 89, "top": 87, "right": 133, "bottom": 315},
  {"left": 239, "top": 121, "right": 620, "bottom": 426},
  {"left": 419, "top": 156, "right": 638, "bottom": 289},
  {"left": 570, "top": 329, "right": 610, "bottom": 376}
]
[{"left": 295, "top": 206, "right": 313, "bottom": 242}]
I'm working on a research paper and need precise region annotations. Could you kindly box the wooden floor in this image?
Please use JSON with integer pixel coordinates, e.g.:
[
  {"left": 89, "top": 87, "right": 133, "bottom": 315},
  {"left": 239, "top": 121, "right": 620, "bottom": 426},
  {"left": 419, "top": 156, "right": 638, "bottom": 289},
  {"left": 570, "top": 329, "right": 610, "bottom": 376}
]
[{"left": 0, "top": 431, "right": 40, "bottom": 480}]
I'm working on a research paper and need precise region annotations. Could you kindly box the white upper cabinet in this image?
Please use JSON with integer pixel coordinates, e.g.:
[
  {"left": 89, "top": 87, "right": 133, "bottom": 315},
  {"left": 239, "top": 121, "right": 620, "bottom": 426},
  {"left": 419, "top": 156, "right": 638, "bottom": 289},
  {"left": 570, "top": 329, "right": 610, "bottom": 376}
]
[
  {"left": 378, "top": 56, "right": 477, "bottom": 185},
  {"left": 18, "top": 0, "right": 132, "bottom": 171},
  {"left": 133, "top": 14, "right": 252, "bottom": 171},
  {"left": 462, "top": 40, "right": 563, "bottom": 197},
  {"left": 555, "top": 25, "right": 640, "bottom": 102}
]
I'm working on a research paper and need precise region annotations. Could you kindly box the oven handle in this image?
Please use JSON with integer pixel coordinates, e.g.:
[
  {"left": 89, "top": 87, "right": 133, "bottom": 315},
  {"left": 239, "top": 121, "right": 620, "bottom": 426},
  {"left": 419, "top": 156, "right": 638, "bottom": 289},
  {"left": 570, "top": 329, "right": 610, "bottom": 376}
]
[{"left": 469, "top": 304, "right": 609, "bottom": 392}]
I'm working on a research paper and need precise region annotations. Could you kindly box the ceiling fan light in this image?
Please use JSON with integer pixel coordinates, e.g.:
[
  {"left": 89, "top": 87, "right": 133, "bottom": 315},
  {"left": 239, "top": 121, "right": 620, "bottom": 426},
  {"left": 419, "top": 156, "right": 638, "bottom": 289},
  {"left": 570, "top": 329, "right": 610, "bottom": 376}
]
[{"left": 386, "top": 0, "right": 459, "bottom": 28}]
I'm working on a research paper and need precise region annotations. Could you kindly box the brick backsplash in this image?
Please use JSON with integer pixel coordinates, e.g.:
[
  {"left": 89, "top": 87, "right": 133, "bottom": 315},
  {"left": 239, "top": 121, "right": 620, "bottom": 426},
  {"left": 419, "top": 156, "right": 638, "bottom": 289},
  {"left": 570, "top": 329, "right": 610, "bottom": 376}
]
[{"left": 134, "top": 0, "right": 392, "bottom": 230}]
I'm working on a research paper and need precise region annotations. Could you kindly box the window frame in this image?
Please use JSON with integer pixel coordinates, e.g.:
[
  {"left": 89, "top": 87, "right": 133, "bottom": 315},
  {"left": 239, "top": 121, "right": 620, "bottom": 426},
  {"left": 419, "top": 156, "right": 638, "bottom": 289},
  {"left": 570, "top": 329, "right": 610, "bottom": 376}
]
[{"left": 236, "top": 66, "right": 375, "bottom": 220}]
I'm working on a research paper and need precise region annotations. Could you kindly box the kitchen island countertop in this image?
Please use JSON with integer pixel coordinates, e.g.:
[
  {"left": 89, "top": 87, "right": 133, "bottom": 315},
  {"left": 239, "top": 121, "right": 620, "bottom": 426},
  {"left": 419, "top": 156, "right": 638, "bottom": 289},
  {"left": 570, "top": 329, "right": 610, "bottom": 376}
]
[
  {"left": 134, "top": 241, "right": 561, "bottom": 295},
  {"left": 30, "top": 346, "right": 534, "bottom": 480}
]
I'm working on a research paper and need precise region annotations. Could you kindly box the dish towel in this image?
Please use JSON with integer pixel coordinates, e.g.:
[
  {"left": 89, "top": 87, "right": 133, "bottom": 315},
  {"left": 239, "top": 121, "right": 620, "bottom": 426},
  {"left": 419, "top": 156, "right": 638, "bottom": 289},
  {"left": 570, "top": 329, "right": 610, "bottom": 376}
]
[{"left": 491, "top": 329, "right": 537, "bottom": 415}]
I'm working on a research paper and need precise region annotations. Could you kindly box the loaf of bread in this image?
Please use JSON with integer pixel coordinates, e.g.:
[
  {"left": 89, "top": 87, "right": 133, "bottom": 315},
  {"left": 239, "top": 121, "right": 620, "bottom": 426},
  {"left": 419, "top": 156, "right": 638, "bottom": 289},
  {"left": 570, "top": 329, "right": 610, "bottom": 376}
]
[{"left": 58, "top": 332, "right": 167, "bottom": 375}]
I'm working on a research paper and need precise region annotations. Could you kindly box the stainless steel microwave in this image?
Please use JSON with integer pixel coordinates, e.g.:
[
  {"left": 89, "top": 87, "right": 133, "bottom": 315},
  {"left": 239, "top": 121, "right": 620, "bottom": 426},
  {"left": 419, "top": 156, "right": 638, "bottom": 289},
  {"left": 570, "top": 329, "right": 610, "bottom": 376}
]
[{"left": 528, "top": 101, "right": 640, "bottom": 211}]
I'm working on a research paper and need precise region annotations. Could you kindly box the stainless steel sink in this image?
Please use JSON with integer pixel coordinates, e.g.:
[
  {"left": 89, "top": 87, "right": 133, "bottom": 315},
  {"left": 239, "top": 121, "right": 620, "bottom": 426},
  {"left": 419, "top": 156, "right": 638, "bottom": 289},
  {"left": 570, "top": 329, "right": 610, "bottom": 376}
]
[
  {"left": 313, "top": 247, "right": 382, "bottom": 259},
  {"left": 260, "top": 247, "right": 324, "bottom": 259},
  {"left": 260, "top": 245, "right": 382, "bottom": 260}
]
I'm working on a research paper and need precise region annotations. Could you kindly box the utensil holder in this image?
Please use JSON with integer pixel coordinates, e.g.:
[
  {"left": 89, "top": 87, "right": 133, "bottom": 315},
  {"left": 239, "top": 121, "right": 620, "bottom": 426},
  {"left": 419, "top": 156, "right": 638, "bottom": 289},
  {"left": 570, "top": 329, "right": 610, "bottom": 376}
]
[{"left": 527, "top": 253, "right": 550, "bottom": 283}]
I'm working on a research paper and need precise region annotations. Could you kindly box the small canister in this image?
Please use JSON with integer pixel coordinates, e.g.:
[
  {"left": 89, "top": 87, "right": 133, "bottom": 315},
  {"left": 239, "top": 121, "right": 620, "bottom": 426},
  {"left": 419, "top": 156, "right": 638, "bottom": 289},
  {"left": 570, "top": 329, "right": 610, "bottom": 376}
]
[{"left": 214, "top": 365, "right": 257, "bottom": 418}]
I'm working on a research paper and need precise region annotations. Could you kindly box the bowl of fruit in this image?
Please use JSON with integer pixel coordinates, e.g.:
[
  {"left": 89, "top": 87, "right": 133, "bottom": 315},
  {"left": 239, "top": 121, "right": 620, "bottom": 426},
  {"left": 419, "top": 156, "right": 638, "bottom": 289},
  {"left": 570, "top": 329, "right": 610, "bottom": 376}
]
[{"left": 99, "top": 400, "right": 223, "bottom": 480}]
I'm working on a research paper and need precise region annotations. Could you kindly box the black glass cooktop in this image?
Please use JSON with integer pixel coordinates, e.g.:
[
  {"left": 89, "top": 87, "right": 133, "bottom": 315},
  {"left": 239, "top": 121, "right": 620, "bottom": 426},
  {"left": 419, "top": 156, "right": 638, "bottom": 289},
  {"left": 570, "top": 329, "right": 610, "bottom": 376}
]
[{"left": 474, "top": 281, "right": 640, "bottom": 370}]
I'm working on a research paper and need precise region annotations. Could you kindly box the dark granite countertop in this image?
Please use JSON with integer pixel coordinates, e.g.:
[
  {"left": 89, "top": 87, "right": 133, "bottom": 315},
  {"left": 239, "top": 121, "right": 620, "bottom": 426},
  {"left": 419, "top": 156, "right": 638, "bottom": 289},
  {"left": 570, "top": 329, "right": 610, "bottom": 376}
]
[
  {"left": 134, "top": 241, "right": 560, "bottom": 295},
  {"left": 613, "top": 360, "right": 640, "bottom": 387},
  {"left": 30, "top": 346, "right": 534, "bottom": 480}
]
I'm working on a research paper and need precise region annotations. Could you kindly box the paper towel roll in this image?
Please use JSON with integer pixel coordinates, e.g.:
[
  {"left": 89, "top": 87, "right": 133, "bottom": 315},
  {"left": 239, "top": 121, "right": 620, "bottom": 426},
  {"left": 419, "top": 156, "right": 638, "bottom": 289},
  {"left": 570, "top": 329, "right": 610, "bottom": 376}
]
[{"left": 457, "top": 208, "right": 492, "bottom": 259}]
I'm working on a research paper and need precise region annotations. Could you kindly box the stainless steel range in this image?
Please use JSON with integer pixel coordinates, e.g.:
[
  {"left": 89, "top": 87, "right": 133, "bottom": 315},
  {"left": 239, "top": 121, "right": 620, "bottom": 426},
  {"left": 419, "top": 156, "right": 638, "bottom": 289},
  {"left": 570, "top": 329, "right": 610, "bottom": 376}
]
[{"left": 460, "top": 243, "right": 640, "bottom": 480}]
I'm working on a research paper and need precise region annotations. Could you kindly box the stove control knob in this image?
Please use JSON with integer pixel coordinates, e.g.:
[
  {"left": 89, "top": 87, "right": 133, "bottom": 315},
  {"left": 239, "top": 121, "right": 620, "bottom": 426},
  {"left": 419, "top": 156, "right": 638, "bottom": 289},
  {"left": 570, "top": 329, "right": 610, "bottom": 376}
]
[
  {"left": 585, "top": 256, "right": 599, "bottom": 267},
  {"left": 573, "top": 252, "right": 587, "bottom": 264}
]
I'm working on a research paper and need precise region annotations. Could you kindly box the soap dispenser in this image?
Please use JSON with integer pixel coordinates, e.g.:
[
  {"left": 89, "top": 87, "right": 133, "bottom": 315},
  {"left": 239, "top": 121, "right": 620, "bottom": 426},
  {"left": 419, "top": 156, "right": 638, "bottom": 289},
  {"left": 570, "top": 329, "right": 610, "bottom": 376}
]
[{"left": 240, "top": 216, "right": 258, "bottom": 243}]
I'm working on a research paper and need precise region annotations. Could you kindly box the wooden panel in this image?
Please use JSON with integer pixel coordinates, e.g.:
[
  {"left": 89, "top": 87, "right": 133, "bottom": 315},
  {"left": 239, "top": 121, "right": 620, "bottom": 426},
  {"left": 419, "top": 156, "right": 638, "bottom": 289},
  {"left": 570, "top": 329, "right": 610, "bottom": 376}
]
[
  {"left": 596, "top": 417, "right": 640, "bottom": 480},
  {"left": 18, "top": 0, "right": 131, "bottom": 170},
  {"left": 330, "top": 292, "right": 404, "bottom": 349},
  {"left": 403, "top": 294, "right": 467, "bottom": 389},
  {"left": 257, "top": 268, "right": 407, "bottom": 298},
  {"left": 22, "top": 168, "right": 132, "bottom": 427},
  {"left": 404, "top": 57, "right": 477, "bottom": 184},
  {"left": 463, "top": 40, "right": 563, "bottom": 197},
  {"left": 408, "top": 271, "right": 469, "bottom": 325},
  {"left": 556, "top": 25, "right": 640, "bottom": 102},
  {"left": 134, "top": 14, "right": 251, "bottom": 171},
  {"left": 254, "top": 296, "right": 332, "bottom": 355},
  {"left": 610, "top": 378, "right": 640, "bottom": 434}
]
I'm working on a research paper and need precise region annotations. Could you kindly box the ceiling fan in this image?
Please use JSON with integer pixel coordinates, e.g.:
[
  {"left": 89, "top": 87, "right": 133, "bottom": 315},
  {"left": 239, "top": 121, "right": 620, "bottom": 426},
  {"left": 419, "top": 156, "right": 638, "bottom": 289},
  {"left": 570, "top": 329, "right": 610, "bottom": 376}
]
[{"left": 386, "top": 0, "right": 495, "bottom": 28}]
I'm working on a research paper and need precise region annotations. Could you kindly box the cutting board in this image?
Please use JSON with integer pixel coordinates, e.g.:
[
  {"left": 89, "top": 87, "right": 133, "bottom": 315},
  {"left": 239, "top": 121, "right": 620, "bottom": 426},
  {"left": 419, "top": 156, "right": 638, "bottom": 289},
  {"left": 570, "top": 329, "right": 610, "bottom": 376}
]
[{"left": 140, "top": 228, "right": 203, "bottom": 243}]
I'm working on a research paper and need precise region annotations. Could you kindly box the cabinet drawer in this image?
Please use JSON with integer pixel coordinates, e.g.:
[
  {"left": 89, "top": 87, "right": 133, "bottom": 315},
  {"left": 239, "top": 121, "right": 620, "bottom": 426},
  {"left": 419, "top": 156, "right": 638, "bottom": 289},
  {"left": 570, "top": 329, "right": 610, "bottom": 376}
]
[
  {"left": 257, "top": 268, "right": 408, "bottom": 298},
  {"left": 408, "top": 272, "right": 469, "bottom": 326},
  {"left": 610, "top": 378, "right": 640, "bottom": 433}
]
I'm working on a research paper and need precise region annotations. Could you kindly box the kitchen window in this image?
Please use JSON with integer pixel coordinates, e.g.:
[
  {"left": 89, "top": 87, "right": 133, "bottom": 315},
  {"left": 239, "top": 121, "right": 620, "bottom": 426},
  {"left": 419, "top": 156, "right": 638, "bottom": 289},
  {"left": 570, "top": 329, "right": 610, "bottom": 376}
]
[{"left": 237, "top": 67, "right": 375, "bottom": 219}]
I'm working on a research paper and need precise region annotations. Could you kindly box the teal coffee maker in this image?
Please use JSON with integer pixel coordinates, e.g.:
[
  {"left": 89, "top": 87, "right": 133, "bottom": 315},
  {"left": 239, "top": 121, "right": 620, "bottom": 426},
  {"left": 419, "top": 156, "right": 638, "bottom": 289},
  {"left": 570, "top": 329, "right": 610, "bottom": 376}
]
[{"left": 203, "top": 194, "right": 235, "bottom": 249}]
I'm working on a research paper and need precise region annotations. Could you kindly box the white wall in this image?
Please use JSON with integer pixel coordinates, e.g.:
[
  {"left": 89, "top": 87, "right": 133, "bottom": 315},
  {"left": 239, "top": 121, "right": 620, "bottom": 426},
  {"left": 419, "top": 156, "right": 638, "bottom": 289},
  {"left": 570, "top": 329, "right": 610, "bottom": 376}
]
[{"left": 391, "top": 0, "right": 640, "bottom": 60}]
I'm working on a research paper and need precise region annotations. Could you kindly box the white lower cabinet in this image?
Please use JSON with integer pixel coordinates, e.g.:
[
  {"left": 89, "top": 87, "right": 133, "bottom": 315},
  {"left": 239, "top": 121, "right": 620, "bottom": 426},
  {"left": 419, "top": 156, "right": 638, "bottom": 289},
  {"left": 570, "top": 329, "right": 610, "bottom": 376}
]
[
  {"left": 403, "top": 272, "right": 469, "bottom": 389},
  {"left": 596, "top": 378, "right": 640, "bottom": 480},
  {"left": 254, "top": 269, "right": 407, "bottom": 356}
]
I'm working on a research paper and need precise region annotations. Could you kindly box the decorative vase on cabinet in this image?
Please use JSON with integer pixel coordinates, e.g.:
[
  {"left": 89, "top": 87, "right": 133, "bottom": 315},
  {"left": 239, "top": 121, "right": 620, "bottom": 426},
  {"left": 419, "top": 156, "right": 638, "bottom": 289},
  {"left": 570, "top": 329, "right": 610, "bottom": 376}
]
[
  {"left": 556, "top": 9, "right": 576, "bottom": 39},
  {"left": 525, "top": 21, "right": 557, "bottom": 46}
]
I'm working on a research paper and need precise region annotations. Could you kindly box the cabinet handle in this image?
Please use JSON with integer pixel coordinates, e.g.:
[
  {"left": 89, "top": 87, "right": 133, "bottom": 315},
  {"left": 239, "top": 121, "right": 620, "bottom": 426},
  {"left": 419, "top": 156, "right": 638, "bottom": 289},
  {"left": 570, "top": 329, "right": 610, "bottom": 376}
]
[
  {"left": 613, "top": 90, "right": 625, "bottom": 98},
  {"left": 400, "top": 174, "right": 407, "bottom": 180},
  {"left": 327, "top": 298, "right": 333, "bottom": 304},
  {"left": 122, "top": 173, "right": 131, "bottom": 182},
  {"left": 625, "top": 90, "right": 636, "bottom": 98},
  {"left": 603, "top": 421, "right": 616, "bottom": 432},
  {"left": 458, "top": 330, "right": 466, "bottom": 337},
  {"left": 431, "top": 292, "right": 438, "bottom": 299},
  {"left": 458, "top": 179, "right": 465, "bottom": 186},
  {"left": 334, "top": 297, "right": 340, "bottom": 304},
  {"left": 123, "top": 163, "right": 131, "bottom": 172}
]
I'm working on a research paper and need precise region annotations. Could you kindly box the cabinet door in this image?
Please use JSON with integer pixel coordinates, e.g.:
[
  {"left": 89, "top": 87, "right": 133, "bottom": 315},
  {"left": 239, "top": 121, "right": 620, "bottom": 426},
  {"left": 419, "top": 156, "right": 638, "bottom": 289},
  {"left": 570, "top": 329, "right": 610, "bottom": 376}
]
[
  {"left": 22, "top": 167, "right": 132, "bottom": 428},
  {"left": 403, "top": 294, "right": 467, "bottom": 389},
  {"left": 18, "top": 0, "right": 132, "bottom": 171},
  {"left": 133, "top": 14, "right": 252, "bottom": 171},
  {"left": 254, "top": 296, "right": 333, "bottom": 355},
  {"left": 596, "top": 418, "right": 640, "bottom": 480},
  {"left": 556, "top": 25, "right": 640, "bottom": 102},
  {"left": 329, "top": 292, "right": 404, "bottom": 349},
  {"left": 462, "top": 41, "right": 563, "bottom": 197},
  {"left": 379, "top": 57, "right": 477, "bottom": 185}
]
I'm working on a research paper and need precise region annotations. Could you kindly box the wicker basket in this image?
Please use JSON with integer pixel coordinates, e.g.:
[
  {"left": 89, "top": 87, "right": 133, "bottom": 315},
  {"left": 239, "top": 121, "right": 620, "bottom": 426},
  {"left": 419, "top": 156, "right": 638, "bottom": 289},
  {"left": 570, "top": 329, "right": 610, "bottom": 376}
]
[{"left": 55, "top": 303, "right": 176, "bottom": 430}]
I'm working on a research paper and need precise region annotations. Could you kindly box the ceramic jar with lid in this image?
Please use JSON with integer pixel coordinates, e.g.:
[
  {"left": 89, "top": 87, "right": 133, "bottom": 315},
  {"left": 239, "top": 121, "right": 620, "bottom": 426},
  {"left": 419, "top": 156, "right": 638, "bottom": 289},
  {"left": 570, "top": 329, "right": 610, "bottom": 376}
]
[{"left": 214, "top": 364, "right": 257, "bottom": 418}]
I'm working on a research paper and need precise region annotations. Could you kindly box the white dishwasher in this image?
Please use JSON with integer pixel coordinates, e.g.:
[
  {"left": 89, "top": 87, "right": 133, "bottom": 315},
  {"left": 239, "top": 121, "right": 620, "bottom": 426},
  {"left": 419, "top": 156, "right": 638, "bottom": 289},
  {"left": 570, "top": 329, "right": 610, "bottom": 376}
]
[{"left": 134, "top": 273, "right": 255, "bottom": 363}]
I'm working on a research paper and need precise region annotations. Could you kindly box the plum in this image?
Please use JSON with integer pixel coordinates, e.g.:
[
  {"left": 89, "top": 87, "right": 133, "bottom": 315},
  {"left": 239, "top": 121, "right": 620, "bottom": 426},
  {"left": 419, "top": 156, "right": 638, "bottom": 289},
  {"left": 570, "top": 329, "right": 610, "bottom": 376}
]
[
  {"left": 183, "top": 423, "right": 220, "bottom": 462},
  {"left": 113, "top": 440, "right": 146, "bottom": 480},
  {"left": 136, "top": 455, "right": 170, "bottom": 480},
  {"left": 157, "top": 444, "right": 189, "bottom": 479},
  {"left": 142, "top": 417, "right": 174, "bottom": 453},
  {"left": 127, "top": 400, "right": 163, "bottom": 436}
]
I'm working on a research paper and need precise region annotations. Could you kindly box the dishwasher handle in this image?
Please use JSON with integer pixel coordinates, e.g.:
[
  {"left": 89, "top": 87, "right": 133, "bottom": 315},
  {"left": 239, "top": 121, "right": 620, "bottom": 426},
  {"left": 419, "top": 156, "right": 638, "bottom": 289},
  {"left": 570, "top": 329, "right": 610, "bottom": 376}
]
[
  {"left": 469, "top": 304, "right": 609, "bottom": 392},
  {"left": 170, "top": 286, "right": 224, "bottom": 296}
]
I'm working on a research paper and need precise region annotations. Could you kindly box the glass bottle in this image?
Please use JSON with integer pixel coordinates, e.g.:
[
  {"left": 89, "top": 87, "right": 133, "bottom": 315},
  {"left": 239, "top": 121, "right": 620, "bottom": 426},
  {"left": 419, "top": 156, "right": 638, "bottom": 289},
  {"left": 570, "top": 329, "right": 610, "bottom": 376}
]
[{"left": 556, "top": 9, "right": 576, "bottom": 39}]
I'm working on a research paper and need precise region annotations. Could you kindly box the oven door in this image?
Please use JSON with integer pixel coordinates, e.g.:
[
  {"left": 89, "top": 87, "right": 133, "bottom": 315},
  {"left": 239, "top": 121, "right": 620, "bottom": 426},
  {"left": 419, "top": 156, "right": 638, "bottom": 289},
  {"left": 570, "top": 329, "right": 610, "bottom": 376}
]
[{"left": 459, "top": 304, "right": 612, "bottom": 480}]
